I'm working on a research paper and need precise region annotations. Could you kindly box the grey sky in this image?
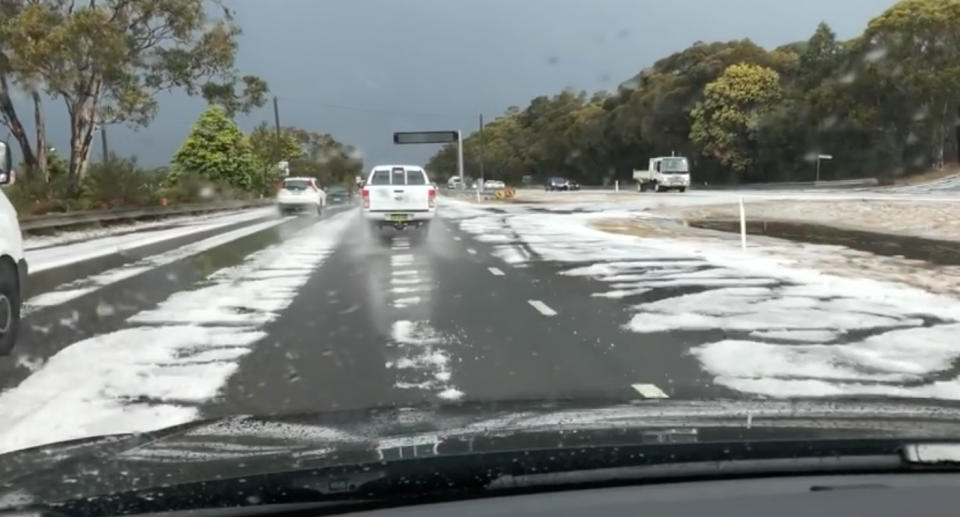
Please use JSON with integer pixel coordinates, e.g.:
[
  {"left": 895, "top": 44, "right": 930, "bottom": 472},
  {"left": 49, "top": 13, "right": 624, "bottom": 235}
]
[{"left": 17, "top": 0, "right": 896, "bottom": 168}]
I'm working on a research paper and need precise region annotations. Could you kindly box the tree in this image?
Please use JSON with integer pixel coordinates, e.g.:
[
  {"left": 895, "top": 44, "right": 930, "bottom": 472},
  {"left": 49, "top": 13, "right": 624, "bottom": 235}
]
[
  {"left": 249, "top": 123, "right": 306, "bottom": 166},
  {"left": 797, "top": 22, "right": 843, "bottom": 91},
  {"left": 170, "top": 105, "right": 257, "bottom": 191},
  {"left": 202, "top": 76, "right": 270, "bottom": 118},
  {"left": 424, "top": 1, "right": 960, "bottom": 184},
  {"left": 862, "top": 0, "right": 960, "bottom": 169},
  {"left": 0, "top": 0, "right": 265, "bottom": 191},
  {"left": 690, "top": 63, "right": 783, "bottom": 178},
  {"left": 246, "top": 123, "right": 363, "bottom": 193}
]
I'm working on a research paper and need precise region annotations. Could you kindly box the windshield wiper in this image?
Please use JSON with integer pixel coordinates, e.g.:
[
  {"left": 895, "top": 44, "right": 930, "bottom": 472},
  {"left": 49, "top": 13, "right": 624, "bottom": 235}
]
[{"left": 19, "top": 438, "right": 960, "bottom": 517}]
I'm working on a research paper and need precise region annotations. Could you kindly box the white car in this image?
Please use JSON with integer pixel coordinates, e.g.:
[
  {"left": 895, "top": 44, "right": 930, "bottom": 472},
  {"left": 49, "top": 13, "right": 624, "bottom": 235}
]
[
  {"left": 483, "top": 179, "right": 506, "bottom": 190},
  {"left": 362, "top": 165, "right": 436, "bottom": 230},
  {"left": 0, "top": 141, "right": 26, "bottom": 355},
  {"left": 277, "top": 177, "right": 327, "bottom": 216},
  {"left": 447, "top": 177, "right": 462, "bottom": 189}
]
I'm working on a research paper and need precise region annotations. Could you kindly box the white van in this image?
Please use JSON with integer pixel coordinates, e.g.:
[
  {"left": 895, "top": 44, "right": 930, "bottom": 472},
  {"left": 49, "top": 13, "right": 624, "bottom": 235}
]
[{"left": 0, "top": 141, "right": 26, "bottom": 354}]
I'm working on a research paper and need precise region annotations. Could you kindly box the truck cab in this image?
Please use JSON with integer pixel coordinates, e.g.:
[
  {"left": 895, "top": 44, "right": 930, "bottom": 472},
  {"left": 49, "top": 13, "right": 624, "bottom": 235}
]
[
  {"left": 0, "top": 141, "right": 26, "bottom": 354},
  {"left": 633, "top": 156, "right": 691, "bottom": 192},
  {"left": 362, "top": 165, "right": 437, "bottom": 230}
]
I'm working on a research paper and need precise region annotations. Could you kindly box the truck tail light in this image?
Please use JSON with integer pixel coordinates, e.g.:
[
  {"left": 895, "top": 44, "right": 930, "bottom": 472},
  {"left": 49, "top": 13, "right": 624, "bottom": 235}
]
[
  {"left": 428, "top": 188, "right": 436, "bottom": 208},
  {"left": 362, "top": 188, "right": 370, "bottom": 208}
]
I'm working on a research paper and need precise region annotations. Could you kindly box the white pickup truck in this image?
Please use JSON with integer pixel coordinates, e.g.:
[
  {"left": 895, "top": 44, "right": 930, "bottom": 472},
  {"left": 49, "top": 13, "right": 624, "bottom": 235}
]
[
  {"left": 633, "top": 156, "right": 691, "bottom": 192},
  {"left": 362, "top": 164, "right": 437, "bottom": 230},
  {"left": 0, "top": 141, "right": 26, "bottom": 355}
]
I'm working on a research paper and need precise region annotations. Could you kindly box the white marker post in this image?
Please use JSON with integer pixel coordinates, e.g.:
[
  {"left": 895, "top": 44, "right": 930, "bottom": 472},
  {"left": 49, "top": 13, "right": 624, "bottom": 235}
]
[
  {"left": 816, "top": 153, "right": 833, "bottom": 184},
  {"left": 739, "top": 195, "right": 747, "bottom": 250},
  {"left": 615, "top": 180, "right": 619, "bottom": 192}
]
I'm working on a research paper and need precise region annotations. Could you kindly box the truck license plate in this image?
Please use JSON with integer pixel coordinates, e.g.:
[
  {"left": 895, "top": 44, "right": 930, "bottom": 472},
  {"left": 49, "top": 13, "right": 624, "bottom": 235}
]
[{"left": 390, "top": 214, "right": 408, "bottom": 222}]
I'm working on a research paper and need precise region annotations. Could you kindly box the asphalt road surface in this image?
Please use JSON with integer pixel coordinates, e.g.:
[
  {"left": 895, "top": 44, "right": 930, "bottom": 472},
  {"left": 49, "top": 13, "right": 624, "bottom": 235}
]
[{"left": 1, "top": 193, "right": 959, "bottom": 453}]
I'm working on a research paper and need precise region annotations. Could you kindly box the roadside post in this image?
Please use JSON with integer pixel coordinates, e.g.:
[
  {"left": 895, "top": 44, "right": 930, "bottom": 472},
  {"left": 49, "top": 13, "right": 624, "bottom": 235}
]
[
  {"left": 739, "top": 195, "right": 747, "bottom": 250},
  {"left": 816, "top": 154, "right": 833, "bottom": 184}
]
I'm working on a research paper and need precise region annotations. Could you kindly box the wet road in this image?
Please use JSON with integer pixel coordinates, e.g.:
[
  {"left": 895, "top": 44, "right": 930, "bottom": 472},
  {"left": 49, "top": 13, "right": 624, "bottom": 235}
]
[{"left": 1, "top": 196, "right": 959, "bottom": 453}]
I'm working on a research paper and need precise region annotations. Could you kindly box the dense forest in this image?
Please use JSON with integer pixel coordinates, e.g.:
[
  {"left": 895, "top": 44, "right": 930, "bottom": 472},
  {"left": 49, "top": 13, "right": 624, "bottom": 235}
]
[{"left": 427, "top": 0, "right": 960, "bottom": 186}]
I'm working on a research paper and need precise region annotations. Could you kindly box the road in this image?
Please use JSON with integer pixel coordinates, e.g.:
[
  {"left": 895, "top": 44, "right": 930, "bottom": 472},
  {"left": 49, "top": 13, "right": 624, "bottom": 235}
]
[{"left": 1, "top": 192, "right": 959, "bottom": 454}]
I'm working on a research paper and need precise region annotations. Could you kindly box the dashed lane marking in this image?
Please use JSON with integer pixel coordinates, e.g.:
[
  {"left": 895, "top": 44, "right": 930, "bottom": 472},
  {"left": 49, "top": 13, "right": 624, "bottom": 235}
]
[
  {"left": 488, "top": 267, "right": 505, "bottom": 276},
  {"left": 527, "top": 300, "right": 557, "bottom": 316},
  {"left": 453, "top": 236, "right": 462, "bottom": 241},
  {"left": 631, "top": 383, "right": 669, "bottom": 399},
  {"left": 467, "top": 248, "right": 477, "bottom": 255}
]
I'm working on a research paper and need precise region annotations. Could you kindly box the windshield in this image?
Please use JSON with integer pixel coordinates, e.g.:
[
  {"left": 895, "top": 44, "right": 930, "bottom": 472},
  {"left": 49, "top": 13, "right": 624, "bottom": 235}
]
[
  {"left": 660, "top": 157, "right": 689, "bottom": 172},
  {"left": 5, "top": 0, "right": 960, "bottom": 507}
]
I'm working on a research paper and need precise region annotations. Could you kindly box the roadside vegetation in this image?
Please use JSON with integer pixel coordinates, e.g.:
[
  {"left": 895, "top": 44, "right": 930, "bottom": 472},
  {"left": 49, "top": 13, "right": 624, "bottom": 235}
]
[
  {"left": 428, "top": 0, "right": 960, "bottom": 186},
  {"left": 0, "top": 0, "right": 362, "bottom": 215}
]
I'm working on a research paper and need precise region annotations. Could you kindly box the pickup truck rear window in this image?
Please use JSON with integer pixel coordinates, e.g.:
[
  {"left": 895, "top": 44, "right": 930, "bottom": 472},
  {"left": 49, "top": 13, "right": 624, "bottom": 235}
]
[
  {"left": 369, "top": 170, "right": 391, "bottom": 185},
  {"left": 406, "top": 170, "right": 427, "bottom": 185}
]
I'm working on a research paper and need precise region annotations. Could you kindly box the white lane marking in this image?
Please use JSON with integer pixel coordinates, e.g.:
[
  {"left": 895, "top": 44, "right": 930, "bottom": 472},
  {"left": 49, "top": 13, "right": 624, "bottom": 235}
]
[
  {"left": 391, "top": 277, "right": 421, "bottom": 285},
  {"left": 467, "top": 248, "right": 477, "bottom": 255},
  {"left": 393, "top": 296, "right": 421, "bottom": 308},
  {"left": 24, "top": 219, "right": 287, "bottom": 312},
  {"left": 392, "top": 269, "right": 419, "bottom": 276},
  {"left": 453, "top": 236, "right": 462, "bottom": 241},
  {"left": 390, "top": 254, "right": 415, "bottom": 267},
  {"left": 631, "top": 383, "right": 669, "bottom": 399},
  {"left": 392, "top": 285, "right": 427, "bottom": 294},
  {"left": 528, "top": 300, "right": 557, "bottom": 316},
  {"left": 488, "top": 267, "right": 505, "bottom": 276},
  {"left": 0, "top": 211, "right": 354, "bottom": 454}
]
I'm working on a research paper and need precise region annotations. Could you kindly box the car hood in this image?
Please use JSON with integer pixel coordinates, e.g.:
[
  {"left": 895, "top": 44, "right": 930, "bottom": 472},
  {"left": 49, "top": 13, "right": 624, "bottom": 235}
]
[{"left": 3, "top": 398, "right": 960, "bottom": 505}]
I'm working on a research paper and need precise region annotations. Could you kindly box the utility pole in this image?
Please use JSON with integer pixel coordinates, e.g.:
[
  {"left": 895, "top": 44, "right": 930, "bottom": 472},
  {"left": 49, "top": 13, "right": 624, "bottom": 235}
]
[
  {"left": 100, "top": 125, "right": 108, "bottom": 163},
  {"left": 457, "top": 130, "right": 464, "bottom": 185},
  {"left": 479, "top": 113, "right": 485, "bottom": 185},
  {"left": 273, "top": 96, "right": 282, "bottom": 163}
]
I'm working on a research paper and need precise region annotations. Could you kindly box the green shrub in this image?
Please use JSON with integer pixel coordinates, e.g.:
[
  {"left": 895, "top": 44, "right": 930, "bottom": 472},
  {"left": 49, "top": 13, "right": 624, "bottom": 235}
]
[
  {"left": 160, "top": 171, "right": 248, "bottom": 204},
  {"left": 81, "top": 156, "right": 163, "bottom": 209}
]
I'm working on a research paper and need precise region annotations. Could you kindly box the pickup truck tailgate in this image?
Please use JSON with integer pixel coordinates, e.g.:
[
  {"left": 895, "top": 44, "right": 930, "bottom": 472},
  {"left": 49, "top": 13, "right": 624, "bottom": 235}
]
[
  {"left": 366, "top": 167, "right": 433, "bottom": 213},
  {"left": 368, "top": 185, "right": 429, "bottom": 212}
]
